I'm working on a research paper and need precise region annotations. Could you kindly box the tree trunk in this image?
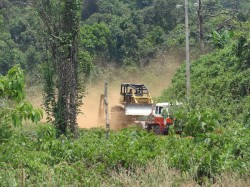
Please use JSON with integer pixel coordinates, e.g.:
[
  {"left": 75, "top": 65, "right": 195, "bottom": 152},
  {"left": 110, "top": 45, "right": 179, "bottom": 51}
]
[
  {"left": 197, "top": 0, "right": 205, "bottom": 52},
  {"left": 38, "top": 0, "right": 81, "bottom": 135}
]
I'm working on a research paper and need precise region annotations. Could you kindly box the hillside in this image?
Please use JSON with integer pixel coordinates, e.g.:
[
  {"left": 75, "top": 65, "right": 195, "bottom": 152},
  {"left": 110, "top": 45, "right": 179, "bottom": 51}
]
[{"left": 159, "top": 32, "right": 250, "bottom": 127}]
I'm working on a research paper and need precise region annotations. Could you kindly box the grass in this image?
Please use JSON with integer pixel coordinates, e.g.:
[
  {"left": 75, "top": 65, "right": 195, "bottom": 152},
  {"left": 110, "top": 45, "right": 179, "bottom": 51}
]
[
  {"left": 2, "top": 157, "right": 249, "bottom": 187},
  {"left": 103, "top": 157, "right": 250, "bottom": 187}
]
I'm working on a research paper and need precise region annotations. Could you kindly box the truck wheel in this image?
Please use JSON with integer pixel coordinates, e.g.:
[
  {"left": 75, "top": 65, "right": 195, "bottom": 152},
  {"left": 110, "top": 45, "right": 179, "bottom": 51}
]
[
  {"left": 154, "top": 125, "right": 161, "bottom": 135},
  {"left": 146, "top": 124, "right": 152, "bottom": 132}
]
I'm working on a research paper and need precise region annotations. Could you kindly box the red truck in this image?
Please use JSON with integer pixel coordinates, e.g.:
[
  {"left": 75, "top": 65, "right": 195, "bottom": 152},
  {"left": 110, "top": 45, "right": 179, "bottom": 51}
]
[{"left": 145, "top": 102, "right": 176, "bottom": 135}]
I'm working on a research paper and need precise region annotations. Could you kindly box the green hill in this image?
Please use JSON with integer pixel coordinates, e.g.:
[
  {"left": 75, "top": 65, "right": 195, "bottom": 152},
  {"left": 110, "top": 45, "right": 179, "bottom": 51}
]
[{"left": 159, "top": 33, "right": 250, "bottom": 127}]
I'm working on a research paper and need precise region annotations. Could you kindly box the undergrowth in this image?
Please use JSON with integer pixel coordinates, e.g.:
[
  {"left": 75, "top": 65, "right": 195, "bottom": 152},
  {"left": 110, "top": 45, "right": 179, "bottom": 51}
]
[{"left": 0, "top": 124, "right": 249, "bottom": 186}]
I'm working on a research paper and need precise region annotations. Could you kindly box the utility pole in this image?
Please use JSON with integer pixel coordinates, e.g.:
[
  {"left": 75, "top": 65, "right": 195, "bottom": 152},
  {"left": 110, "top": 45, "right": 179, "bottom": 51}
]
[{"left": 185, "top": 0, "right": 191, "bottom": 99}]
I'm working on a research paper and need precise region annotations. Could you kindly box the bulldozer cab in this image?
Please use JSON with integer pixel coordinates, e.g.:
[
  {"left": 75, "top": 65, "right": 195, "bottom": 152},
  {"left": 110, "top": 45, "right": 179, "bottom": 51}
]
[
  {"left": 119, "top": 84, "right": 154, "bottom": 116},
  {"left": 120, "top": 83, "right": 153, "bottom": 104}
]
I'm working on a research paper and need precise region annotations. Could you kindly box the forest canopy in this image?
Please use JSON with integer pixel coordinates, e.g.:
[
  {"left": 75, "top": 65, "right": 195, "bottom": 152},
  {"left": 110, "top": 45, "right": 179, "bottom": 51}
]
[{"left": 0, "top": 0, "right": 249, "bottom": 75}]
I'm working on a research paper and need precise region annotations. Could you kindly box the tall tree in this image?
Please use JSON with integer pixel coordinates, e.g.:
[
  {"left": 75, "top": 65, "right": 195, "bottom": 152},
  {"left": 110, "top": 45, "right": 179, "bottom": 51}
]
[
  {"left": 195, "top": 0, "right": 238, "bottom": 52},
  {"left": 37, "top": 0, "right": 82, "bottom": 135}
]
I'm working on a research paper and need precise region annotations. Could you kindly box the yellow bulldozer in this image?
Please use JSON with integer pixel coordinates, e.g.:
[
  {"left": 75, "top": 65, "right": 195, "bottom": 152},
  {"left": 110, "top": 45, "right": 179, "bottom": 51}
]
[{"left": 110, "top": 83, "right": 154, "bottom": 128}]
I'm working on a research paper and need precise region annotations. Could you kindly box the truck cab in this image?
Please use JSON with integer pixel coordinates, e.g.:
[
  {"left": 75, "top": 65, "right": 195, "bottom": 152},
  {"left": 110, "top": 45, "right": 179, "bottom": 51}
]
[{"left": 146, "top": 102, "right": 175, "bottom": 135}]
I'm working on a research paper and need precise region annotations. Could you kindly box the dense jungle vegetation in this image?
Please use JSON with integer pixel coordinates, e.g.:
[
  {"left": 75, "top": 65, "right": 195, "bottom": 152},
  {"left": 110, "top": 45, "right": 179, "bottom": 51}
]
[{"left": 0, "top": 0, "right": 250, "bottom": 186}]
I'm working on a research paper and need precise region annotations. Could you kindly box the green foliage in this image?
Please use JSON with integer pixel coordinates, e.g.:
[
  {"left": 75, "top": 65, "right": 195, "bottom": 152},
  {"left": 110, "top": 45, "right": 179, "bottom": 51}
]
[
  {"left": 174, "top": 104, "right": 220, "bottom": 137},
  {"left": 0, "top": 1, "right": 250, "bottom": 185},
  {"left": 38, "top": 0, "right": 84, "bottom": 135},
  {"left": 0, "top": 26, "right": 16, "bottom": 75},
  {"left": 0, "top": 3, "right": 43, "bottom": 76},
  {"left": 0, "top": 126, "right": 162, "bottom": 185},
  {"left": 98, "top": 0, "right": 129, "bottom": 16},
  {"left": 0, "top": 124, "right": 249, "bottom": 185},
  {"left": 0, "top": 65, "right": 25, "bottom": 102},
  {"left": 166, "top": 24, "right": 185, "bottom": 47},
  {"left": 153, "top": 0, "right": 179, "bottom": 31},
  {"left": 242, "top": 96, "right": 250, "bottom": 128},
  {"left": 157, "top": 30, "right": 250, "bottom": 182},
  {"left": 164, "top": 125, "right": 250, "bottom": 180},
  {"left": 1, "top": 0, "right": 246, "bottom": 73},
  {"left": 80, "top": 22, "right": 110, "bottom": 54},
  {"left": 0, "top": 123, "right": 13, "bottom": 144},
  {"left": 136, "top": 0, "right": 154, "bottom": 9},
  {"left": 234, "top": 35, "right": 250, "bottom": 69},
  {"left": 160, "top": 33, "right": 250, "bottom": 124},
  {"left": 0, "top": 65, "right": 42, "bottom": 143},
  {"left": 83, "top": 0, "right": 182, "bottom": 66},
  {"left": 209, "top": 30, "right": 234, "bottom": 49}
]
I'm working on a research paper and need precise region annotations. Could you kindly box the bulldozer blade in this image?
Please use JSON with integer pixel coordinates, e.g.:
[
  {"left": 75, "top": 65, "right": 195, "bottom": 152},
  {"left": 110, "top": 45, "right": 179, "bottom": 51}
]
[{"left": 125, "top": 104, "right": 152, "bottom": 116}]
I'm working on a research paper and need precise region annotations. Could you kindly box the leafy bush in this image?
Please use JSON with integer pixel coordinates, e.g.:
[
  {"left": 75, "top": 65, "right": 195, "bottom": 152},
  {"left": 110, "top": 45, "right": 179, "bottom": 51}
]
[
  {"left": 159, "top": 34, "right": 250, "bottom": 126},
  {"left": 163, "top": 125, "right": 250, "bottom": 179},
  {"left": 174, "top": 104, "right": 220, "bottom": 137},
  {"left": 156, "top": 32, "right": 250, "bottom": 183},
  {"left": 0, "top": 124, "right": 249, "bottom": 186},
  {"left": 0, "top": 65, "right": 42, "bottom": 144}
]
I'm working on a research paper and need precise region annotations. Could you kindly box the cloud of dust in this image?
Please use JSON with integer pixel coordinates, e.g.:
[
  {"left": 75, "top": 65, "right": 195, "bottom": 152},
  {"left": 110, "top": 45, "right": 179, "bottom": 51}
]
[
  {"left": 142, "top": 52, "right": 183, "bottom": 96},
  {"left": 77, "top": 81, "right": 130, "bottom": 129},
  {"left": 78, "top": 51, "right": 183, "bottom": 129},
  {"left": 28, "top": 51, "right": 183, "bottom": 129}
]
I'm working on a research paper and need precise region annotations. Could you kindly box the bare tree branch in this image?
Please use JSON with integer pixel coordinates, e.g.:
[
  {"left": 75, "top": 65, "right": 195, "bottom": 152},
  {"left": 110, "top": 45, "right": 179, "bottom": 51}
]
[
  {"left": 203, "top": 9, "right": 236, "bottom": 20},
  {"left": 216, "top": 15, "right": 238, "bottom": 31}
]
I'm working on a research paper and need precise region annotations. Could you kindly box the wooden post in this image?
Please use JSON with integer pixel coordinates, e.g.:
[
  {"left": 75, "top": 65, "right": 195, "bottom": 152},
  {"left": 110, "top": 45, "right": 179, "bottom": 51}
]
[
  {"left": 98, "top": 94, "right": 104, "bottom": 123},
  {"left": 104, "top": 82, "right": 110, "bottom": 138}
]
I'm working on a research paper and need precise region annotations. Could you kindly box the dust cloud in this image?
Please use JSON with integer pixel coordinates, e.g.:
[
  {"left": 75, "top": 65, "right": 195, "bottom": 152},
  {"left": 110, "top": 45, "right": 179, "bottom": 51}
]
[
  {"left": 28, "top": 51, "right": 183, "bottom": 129},
  {"left": 78, "top": 52, "right": 183, "bottom": 128},
  {"left": 77, "top": 82, "right": 123, "bottom": 128}
]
